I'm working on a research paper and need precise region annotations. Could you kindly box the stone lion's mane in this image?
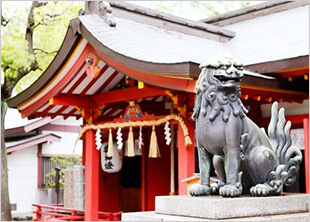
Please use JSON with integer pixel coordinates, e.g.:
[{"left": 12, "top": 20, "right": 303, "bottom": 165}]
[{"left": 192, "top": 67, "right": 248, "bottom": 122}]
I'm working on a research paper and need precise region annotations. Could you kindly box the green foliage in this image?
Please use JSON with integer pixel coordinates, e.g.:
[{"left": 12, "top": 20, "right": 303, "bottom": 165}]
[
  {"left": 154, "top": 1, "right": 180, "bottom": 14},
  {"left": 190, "top": 1, "right": 252, "bottom": 18},
  {"left": 1, "top": 1, "right": 84, "bottom": 95},
  {"left": 32, "top": 1, "right": 84, "bottom": 71},
  {"left": 44, "top": 155, "right": 82, "bottom": 188},
  {"left": 1, "top": 3, "right": 33, "bottom": 80}
]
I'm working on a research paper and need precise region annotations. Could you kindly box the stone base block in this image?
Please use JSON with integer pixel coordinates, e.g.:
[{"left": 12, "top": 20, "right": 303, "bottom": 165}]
[
  {"left": 121, "top": 193, "right": 309, "bottom": 221},
  {"left": 155, "top": 193, "right": 309, "bottom": 219},
  {"left": 121, "top": 211, "right": 309, "bottom": 221}
]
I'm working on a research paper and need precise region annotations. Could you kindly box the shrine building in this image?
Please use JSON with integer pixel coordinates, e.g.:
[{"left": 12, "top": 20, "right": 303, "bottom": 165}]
[{"left": 7, "top": 1, "right": 309, "bottom": 221}]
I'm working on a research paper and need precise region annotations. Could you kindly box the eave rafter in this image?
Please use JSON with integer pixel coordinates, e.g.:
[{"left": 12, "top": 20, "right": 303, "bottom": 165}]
[
  {"left": 274, "top": 66, "right": 309, "bottom": 81},
  {"left": 240, "top": 84, "right": 309, "bottom": 103}
]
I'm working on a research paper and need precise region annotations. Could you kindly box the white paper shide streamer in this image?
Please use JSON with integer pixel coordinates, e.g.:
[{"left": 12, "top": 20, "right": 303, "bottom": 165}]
[
  {"left": 95, "top": 129, "right": 102, "bottom": 150},
  {"left": 138, "top": 126, "right": 144, "bottom": 149},
  {"left": 164, "top": 121, "right": 171, "bottom": 145},
  {"left": 116, "top": 127, "right": 123, "bottom": 150}
]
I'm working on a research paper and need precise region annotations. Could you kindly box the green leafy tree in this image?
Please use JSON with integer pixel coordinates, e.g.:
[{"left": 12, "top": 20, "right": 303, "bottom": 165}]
[
  {"left": 190, "top": 1, "right": 251, "bottom": 18},
  {"left": 1, "top": 1, "right": 83, "bottom": 220},
  {"left": 148, "top": 1, "right": 252, "bottom": 19},
  {"left": 44, "top": 155, "right": 82, "bottom": 188},
  {"left": 154, "top": 1, "right": 180, "bottom": 14}
]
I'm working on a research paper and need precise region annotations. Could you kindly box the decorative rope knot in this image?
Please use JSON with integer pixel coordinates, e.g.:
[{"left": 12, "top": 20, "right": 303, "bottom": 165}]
[{"left": 74, "top": 114, "right": 193, "bottom": 155}]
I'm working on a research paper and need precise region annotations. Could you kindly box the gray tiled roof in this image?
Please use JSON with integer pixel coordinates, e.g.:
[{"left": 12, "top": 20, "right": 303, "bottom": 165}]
[
  {"left": 225, "top": 5, "right": 309, "bottom": 66},
  {"left": 6, "top": 133, "right": 61, "bottom": 148},
  {"left": 79, "top": 14, "right": 226, "bottom": 64},
  {"left": 79, "top": 4, "right": 308, "bottom": 66}
]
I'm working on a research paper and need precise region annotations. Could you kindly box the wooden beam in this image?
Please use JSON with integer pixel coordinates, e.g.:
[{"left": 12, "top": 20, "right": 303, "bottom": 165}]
[
  {"left": 92, "top": 84, "right": 169, "bottom": 106},
  {"left": 49, "top": 95, "right": 98, "bottom": 108}
]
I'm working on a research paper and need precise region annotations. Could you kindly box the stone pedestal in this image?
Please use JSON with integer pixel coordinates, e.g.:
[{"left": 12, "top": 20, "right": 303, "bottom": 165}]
[{"left": 121, "top": 193, "right": 309, "bottom": 221}]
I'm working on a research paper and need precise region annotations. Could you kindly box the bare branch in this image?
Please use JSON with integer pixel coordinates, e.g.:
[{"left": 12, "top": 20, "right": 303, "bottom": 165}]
[
  {"left": 32, "top": 18, "right": 45, "bottom": 29},
  {"left": 22, "top": 1, "right": 41, "bottom": 83},
  {"left": 1, "top": 13, "right": 9, "bottom": 27},
  {"left": 37, "top": 2, "right": 48, "bottom": 8},
  {"left": 2, "top": 61, "right": 40, "bottom": 99},
  {"left": 46, "top": 13, "right": 63, "bottom": 18},
  {"left": 34, "top": 48, "right": 58, "bottom": 55}
]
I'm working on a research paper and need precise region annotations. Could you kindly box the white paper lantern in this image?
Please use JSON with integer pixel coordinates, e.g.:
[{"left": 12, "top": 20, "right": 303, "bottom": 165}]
[{"left": 100, "top": 142, "right": 123, "bottom": 173}]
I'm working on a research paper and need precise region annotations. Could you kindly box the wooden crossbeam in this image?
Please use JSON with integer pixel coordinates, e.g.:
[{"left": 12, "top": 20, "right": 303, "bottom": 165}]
[
  {"left": 49, "top": 95, "right": 98, "bottom": 107},
  {"left": 92, "top": 84, "right": 169, "bottom": 106}
]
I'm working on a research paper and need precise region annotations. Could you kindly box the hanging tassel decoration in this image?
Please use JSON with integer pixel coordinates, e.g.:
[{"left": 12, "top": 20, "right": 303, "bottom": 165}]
[
  {"left": 116, "top": 127, "right": 123, "bottom": 150},
  {"left": 149, "top": 125, "right": 161, "bottom": 158},
  {"left": 107, "top": 129, "right": 114, "bottom": 157},
  {"left": 95, "top": 129, "right": 102, "bottom": 150},
  {"left": 138, "top": 126, "right": 143, "bottom": 150},
  {"left": 127, "top": 127, "right": 135, "bottom": 157},
  {"left": 184, "top": 134, "right": 193, "bottom": 147},
  {"left": 164, "top": 121, "right": 171, "bottom": 145}
]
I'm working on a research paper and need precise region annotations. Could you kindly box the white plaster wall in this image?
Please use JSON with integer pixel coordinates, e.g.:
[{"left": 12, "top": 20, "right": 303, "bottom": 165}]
[
  {"left": 7, "top": 146, "right": 38, "bottom": 217},
  {"left": 41, "top": 131, "right": 82, "bottom": 156},
  {"left": 41, "top": 117, "right": 83, "bottom": 156},
  {"left": 261, "top": 100, "right": 309, "bottom": 118},
  {"left": 6, "top": 112, "right": 83, "bottom": 217}
]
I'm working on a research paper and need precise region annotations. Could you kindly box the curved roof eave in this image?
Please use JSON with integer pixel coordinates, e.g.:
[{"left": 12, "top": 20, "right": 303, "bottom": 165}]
[
  {"left": 7, "top": 16, "right": 202, "bottom": 111},
  {"left": 78, "top": 17, "right": 200, "bottom": 76},
  {"left": 7, "top": 19, "right": 82, "bottom": 108},
  {"left": 80, "top": 23, "right": 200, "bottom": 92}
]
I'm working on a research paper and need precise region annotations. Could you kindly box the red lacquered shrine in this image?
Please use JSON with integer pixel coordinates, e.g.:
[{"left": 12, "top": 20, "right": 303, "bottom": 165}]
[{"left": 7, "top": 1, "right": 309, "bottom": 221}]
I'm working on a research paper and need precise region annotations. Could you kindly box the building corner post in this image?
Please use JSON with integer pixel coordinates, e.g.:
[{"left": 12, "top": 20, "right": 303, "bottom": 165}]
[
  {"left": 178, "top": 113, "right": 195, "bottom": 195},
  {"left": 84, "top": 129, "right": 99, "bottom": 221}
]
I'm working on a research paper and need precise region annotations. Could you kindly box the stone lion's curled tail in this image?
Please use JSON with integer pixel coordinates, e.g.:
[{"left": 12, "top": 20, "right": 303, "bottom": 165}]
[{"left": 268, "top": 102, "right": 303, "bottom": 186}]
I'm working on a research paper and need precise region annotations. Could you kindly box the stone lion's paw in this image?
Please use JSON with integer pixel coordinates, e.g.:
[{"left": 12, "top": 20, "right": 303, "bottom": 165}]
[
  {"left": 219, "top": 184, "right": 242, "bottom": 197},
  {"left": 210, "top": 181, "right": 224, "bottom": 194},
  {"left": 188, "top": 183, "right": 210, "bottom": 196},
  {"left": 250, "top": 184, "right": 275, "bottom": 196}
]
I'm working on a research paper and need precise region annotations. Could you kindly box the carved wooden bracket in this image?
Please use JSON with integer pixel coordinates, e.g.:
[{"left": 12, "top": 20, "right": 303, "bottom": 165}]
[
  {"left": 74, "top": 106, "right": 105, "bottom": 124},
  {"left": 165, "top": 91, "right": 187, "bottom": 113}
]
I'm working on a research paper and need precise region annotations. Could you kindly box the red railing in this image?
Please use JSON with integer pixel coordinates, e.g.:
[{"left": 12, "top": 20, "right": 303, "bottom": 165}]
[{"left": 32, "top": 204, "right": 122, "bottom": 221}]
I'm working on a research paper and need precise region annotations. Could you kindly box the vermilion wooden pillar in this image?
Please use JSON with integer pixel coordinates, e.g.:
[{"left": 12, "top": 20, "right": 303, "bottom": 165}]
[
  {"left": 84, "top": 129, "right": 99, "bottom": 221},
  {"left": 178, "top": 114, "right": 195, "bottom": 195},
  {"left": 303, "top": 118, "right": 309, "bottom": 194}
]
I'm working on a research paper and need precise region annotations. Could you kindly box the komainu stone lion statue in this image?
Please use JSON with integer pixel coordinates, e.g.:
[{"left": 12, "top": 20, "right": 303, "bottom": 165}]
[{"left": 189, "top": 53, "right": 302, "bottom": 197}]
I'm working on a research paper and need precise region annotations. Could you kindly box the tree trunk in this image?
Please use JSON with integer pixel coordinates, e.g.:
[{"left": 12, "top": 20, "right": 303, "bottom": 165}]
[
  {"left": 1, "top": 3, "right": 43, "bottom": 220},
  {"left": 1, "top": 99, "right": 11, "bottom": 221}
]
